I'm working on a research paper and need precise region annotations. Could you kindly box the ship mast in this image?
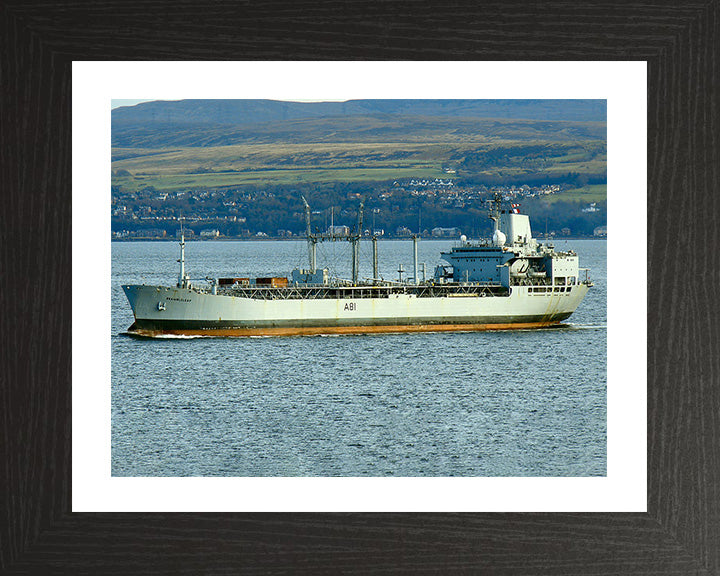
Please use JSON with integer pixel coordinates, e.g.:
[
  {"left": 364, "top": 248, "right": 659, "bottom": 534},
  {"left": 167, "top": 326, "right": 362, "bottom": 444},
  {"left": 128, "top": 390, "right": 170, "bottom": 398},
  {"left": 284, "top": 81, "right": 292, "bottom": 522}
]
[
  {"left": 372, "top": 235, "right": 379, "bottom": 282},
  {"left": 299, "top": 196, "right": 365, "bottom": 283},
  {"left": 412, "top": 234, "right": 419, "bottom": 284},
  {"left": 177, "top": 217, "right": 188, "bottom": 288},
  {"left": 301, "top": 196, "right": 317, "bottom": 271},
  {"left": 488, "top": 192, "right": 502, "bottom": 232},
  {"left": 351, "top": 201, "right": 364, "bottom": 284}
]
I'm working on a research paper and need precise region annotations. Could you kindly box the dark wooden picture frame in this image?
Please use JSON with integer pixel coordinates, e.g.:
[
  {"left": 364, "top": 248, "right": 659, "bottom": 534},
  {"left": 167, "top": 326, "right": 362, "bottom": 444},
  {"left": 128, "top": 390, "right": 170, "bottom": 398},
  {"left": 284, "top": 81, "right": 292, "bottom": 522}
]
[{"left": 2, "top": 2, "right": 718, "bottom": 574}]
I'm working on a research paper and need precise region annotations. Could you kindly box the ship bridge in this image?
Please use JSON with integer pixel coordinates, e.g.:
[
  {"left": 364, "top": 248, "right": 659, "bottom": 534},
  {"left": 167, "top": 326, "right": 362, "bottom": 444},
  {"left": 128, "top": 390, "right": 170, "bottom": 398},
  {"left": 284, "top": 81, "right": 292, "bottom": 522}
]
[{"left": 438, "top": 204, "right": 581, "bottom": 288}]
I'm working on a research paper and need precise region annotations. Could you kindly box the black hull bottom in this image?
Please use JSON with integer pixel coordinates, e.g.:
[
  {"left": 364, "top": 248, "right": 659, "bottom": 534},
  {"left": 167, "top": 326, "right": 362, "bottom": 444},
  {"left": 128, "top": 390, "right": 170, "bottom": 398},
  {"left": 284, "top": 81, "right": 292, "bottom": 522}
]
[{"left": 127, "top": 313, "right": 573, "bottom": 337}]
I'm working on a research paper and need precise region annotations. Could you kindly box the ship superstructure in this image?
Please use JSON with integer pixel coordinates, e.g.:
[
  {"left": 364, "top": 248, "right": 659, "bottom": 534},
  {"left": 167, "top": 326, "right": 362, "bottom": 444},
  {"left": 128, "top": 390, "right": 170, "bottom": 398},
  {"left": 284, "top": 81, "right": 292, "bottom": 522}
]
[{"left": 122, "top": 195, "right": 592, "bottom": 337}]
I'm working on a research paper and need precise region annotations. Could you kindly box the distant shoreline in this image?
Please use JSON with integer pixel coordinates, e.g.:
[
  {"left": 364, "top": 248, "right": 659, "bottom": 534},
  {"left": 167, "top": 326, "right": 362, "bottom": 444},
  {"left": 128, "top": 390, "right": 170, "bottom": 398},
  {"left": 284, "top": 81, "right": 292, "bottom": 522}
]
[{"left": 111, "top": 235, "right": 607, "bottom": 242}]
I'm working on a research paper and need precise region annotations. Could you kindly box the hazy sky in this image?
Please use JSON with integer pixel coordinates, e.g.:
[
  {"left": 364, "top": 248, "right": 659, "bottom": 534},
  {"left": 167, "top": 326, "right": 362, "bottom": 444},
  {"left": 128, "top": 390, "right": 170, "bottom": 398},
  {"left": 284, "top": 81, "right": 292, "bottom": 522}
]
[
  {"left": 111, "top": 98, "right": 347, "bottom": 109},
  {"left": 111, "top": 99, "right": 159, "bottom": 109}
]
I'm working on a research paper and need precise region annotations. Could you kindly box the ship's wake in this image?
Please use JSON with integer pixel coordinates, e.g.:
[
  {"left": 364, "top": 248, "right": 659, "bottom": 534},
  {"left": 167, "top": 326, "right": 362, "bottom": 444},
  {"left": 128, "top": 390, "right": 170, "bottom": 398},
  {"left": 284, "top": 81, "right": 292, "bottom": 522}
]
[
  {"left": 562, "top": 323, "right": 607, "bottom": 330},
  {"left": 121, "top": 331, "right": 206, "bottom": 340}
]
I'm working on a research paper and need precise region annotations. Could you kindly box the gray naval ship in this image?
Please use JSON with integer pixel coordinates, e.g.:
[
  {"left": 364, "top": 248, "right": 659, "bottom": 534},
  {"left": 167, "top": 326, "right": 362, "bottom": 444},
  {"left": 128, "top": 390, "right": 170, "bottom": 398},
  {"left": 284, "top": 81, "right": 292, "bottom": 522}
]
[{"left": 122, "top": 195, "right": 592, "bottom": 337}]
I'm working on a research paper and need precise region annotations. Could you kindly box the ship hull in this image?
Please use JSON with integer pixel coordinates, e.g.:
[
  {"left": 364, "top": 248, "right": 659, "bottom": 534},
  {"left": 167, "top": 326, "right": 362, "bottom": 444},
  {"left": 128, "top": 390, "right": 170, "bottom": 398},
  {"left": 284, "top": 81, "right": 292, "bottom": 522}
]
[{"left": 123, "top": 283, "right": 589, "bottom": 337}]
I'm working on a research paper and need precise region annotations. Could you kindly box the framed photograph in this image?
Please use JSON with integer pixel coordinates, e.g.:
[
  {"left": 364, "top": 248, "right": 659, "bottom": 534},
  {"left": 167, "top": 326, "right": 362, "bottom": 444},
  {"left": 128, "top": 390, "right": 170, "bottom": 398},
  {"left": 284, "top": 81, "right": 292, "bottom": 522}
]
[
  {"left": 3, "top": 2, "right": 718, "bottom": 574},
  {"left": 74, "top": 62, "right": 641, "bottom": 515}
]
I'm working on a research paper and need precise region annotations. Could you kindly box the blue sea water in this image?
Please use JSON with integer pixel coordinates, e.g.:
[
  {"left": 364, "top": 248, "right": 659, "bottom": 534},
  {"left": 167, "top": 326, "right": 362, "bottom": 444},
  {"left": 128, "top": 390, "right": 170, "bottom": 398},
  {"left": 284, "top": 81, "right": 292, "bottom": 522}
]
[{"left": 111, "top": 238, "right": 606, "bottom": 477}]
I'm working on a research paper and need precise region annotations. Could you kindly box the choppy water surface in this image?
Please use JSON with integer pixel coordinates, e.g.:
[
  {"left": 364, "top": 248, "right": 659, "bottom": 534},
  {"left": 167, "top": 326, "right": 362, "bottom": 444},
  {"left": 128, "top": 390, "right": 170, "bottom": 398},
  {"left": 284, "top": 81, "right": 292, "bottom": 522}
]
[{"left": 112, "top": 239, "right": 606, "bottom": 476}]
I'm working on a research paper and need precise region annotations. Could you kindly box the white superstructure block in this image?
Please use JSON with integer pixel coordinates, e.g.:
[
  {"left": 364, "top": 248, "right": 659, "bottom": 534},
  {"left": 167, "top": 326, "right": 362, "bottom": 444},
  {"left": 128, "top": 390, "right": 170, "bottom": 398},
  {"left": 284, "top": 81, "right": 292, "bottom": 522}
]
[{"left": 499, "top": 213, "right": 532, "bottom": 246}]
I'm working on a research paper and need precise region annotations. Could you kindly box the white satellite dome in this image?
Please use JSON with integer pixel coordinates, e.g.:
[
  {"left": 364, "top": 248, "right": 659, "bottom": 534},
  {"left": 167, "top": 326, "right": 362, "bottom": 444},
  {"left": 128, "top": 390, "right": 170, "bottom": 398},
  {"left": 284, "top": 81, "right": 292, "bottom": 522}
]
[
  {"left": 460, "top": 234, "right": 467, "bottom": 243},
  {"left": 492, "top": 229, "right": 507, "bottom": 246}
]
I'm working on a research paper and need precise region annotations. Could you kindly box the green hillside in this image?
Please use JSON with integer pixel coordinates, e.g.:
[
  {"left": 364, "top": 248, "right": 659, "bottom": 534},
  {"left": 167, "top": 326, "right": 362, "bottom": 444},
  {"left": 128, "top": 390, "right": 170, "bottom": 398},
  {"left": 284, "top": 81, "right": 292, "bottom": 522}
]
[
  {"left": 112, "top": 116, "right": 606, "bottom": 192},
  {"left": 111, "top": 100, "right": 607, "bottom": 237}
]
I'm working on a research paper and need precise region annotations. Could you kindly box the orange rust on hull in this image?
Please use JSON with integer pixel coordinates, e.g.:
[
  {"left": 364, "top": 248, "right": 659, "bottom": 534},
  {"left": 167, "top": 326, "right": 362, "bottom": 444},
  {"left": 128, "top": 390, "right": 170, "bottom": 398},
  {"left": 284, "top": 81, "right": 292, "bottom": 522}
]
[{"left": 128, "top": 321, "right": 561, "bottom": 338}]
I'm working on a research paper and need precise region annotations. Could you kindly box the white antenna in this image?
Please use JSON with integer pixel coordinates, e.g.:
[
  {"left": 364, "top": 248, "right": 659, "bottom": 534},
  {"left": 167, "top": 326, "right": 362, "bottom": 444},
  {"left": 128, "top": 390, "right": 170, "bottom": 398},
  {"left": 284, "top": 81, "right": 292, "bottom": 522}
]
[
  {"left": 412, "top": 234, "right": 419, "bottom": 285},
  {"left": 372, "top": 236, "right": 379, "bottom": 282},
  {"left": 301, "top": 196, "right": 317, "bottom": 271},
  {"left": 177, "top": 217, "right": 188, "bottom": 288}
]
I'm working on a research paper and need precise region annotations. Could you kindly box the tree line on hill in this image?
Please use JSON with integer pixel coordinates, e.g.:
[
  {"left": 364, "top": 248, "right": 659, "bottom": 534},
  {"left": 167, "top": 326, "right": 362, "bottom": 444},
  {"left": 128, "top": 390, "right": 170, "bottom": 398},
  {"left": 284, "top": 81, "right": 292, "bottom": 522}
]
[{"left": 112, "top": 180, "right": 606, "bottom": 239}]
